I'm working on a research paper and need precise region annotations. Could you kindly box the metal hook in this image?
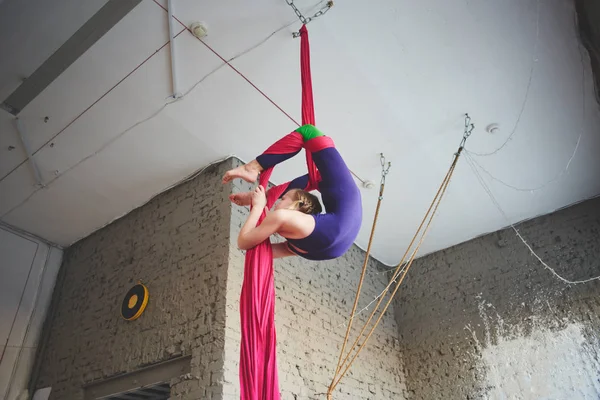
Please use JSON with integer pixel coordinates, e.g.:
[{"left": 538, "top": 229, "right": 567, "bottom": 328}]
[
  {"left": 380, "top": 153, "right": 391, "bottom": 175},
  {"left": 457, "top": 113, "right": 475, "bottom": 152}
]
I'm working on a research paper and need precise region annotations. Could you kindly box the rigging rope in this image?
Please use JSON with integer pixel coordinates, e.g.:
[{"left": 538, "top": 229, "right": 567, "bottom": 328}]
[{"left": 327, "top": 115, "right": 474, "bottom": 398}]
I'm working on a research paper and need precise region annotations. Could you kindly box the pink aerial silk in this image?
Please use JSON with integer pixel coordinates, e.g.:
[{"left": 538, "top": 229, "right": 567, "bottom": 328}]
[{"left": 238, "top": 24, "right": 319, "bottom": 399}]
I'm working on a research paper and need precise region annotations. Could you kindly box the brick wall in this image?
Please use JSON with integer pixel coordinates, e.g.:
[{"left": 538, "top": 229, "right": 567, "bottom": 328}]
[
  {"left": 393, "top": 196, "right": 600, "bottom": 399},
  {"left": 33, "top": 160, "right": 234, "bottom": 400},
  {"left": 33, "top": 157, "right": 407, "bottom": 399},
  {"left": 34, "top": 154, "right": 600, "bottom": 400}
]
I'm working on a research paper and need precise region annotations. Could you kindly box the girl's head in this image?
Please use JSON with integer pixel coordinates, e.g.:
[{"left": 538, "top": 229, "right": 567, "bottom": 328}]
[{"left": 276, "top": 189, "right": 322, "bottom": 214}]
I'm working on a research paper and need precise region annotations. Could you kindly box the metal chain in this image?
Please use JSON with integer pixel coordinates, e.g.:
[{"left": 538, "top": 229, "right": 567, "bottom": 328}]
[
  {"left": 285, "top": 0, "right": 334, "bottom": 36},
  {"left": 308, "top": 1, "right": 334, "bottom": 22},
  {"left": 286, "top": 0, "right": 308, "bottom": 24}
]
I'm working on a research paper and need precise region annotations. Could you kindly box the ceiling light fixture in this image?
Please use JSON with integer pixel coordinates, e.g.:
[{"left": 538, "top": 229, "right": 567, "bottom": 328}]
[
  {"left": 486, "top": 123, "right": 500, "bottom": 134},
  {"left": 190, "top": 22, "right": 208, "bottom": 39}
]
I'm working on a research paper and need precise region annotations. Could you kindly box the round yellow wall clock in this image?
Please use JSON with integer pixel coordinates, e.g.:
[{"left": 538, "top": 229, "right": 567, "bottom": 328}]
[{"left": 121, "top": 283, "right": 149, "bottom": 321}]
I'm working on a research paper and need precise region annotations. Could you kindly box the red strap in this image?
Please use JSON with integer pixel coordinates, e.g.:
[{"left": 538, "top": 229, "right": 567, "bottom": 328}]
[
  {"left": 304, "top": 135, "right": 334, "bottom": 153},
  {"left": 240, "top": 167, "right": 280, "bottom": 400},
  {"left": 300, "top": 25, "right": 315, "bottom": 126},
  {"left": 239, "top": 236, "right": 279, "bottom": 400},
  {"left": 259, "top": 25, "right": 320, "bottom": 196},
  {"left": 299, "top": 25, "right": 321, "bottom": 190}
]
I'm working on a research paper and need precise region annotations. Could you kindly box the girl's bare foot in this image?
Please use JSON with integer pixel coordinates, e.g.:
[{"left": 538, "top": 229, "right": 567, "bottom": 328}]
[
  {"left": 229, "top": 192, "right": 252, "bottom": 206},
  {"left": 222, "top": 160, "right": 263, "bottom": 184}
]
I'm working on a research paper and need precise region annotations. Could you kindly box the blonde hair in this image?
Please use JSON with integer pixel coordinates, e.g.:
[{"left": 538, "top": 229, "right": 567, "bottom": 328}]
[{"left": 288, "top": 189, "right": 322, "bottom": 215}]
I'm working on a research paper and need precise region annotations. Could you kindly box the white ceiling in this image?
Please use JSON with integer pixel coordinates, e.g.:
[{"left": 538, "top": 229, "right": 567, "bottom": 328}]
[{"left": 1, "top": 0, "right": 599, "bottom": 266}]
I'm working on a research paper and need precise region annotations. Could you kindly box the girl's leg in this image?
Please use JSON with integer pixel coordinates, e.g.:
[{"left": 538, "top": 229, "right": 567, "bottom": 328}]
[
  {"left": 297, "top": 125, "right": 359, "bottom": 214},
  {"left": 222, "top": 131, "right": 306, "bottom": 184},
  {"left": 223, "top": 125, "right": 356, "bottom": 211},
  {"left": 221, "top": 159, "right": 264, "bottom": 184},
  {"left": 255, "top": 132, "right": 305, "bottom": 170}
]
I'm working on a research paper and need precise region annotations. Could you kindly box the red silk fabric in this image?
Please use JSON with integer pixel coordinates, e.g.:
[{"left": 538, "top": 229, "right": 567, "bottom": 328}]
[{"left": 239, "top": 24, "right": 319, "bottom": 399}]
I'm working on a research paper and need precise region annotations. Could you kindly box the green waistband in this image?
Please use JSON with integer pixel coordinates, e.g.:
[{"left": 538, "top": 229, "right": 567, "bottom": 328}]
[{"left": 295, "top": 124, "right": 324, "bottom": 141}]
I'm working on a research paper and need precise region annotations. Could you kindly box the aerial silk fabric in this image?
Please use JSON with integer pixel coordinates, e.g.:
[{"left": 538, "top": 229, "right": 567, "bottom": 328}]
[{"left": 239, "top": 25, "right": 319, "bottom": 399}]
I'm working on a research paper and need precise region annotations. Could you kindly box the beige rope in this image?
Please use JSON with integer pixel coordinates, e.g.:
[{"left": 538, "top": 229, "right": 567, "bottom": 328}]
[{"left": 327, "top": 147, "right": 464, "bottom": 398}]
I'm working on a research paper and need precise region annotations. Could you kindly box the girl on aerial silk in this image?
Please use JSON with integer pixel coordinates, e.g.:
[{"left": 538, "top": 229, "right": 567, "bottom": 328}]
[
  {"left": 222, "top": 123, "right": 363, "bottom": 261},
  {"left": 223, "top": 25, "right": 358, "bottom": 400}
]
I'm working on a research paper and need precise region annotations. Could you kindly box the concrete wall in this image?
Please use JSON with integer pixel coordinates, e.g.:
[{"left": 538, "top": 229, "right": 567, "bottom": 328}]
[
  {"left": 32, "top": 160, "right": 233, "bottom": 400},
  {"left": 0, "top": 224, "right": 62, "bottom": 400},
  {"left": 31, "top": 158, "right": 406, "bottom": 399},
  {"left": 394, "top": 196, "right": 600, "bottom": 399}
]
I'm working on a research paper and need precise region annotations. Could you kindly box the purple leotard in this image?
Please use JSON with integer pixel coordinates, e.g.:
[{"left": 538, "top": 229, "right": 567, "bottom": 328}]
[{"left": 256, "top": 126, "right": 362, "bottom": 261}]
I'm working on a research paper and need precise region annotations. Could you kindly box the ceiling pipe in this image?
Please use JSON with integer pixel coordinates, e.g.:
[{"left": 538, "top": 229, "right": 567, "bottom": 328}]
[
  {"left": 167, "top": 0, "right": 182, "bottom": 99},
  {"left": 15, "top": 118, "right": 44, "bottom": 187}
]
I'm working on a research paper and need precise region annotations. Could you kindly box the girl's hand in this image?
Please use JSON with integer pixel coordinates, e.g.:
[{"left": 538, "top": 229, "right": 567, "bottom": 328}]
[{"left": 251, "top": 185, "right": 267, "bottom": 210}]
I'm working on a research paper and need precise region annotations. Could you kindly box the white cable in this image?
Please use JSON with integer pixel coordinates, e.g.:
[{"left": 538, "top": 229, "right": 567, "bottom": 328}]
[
  {"left": 1, "top": 103, "right": 170, "bottom": 219},
  {"left": 465, "top": 23, "right": 588, "bottom": 194},
  {"left": 465, "top": 152, "right": 600, "bottom": 285},
  {"left": 464, "top": 131, "right": 581, "bottom": 192},
  {"left": 177, "top": 19, "right": 298, "bottom": 101},
  {"left": 469, "top": 0, "right": 540, "bottom": 157}
]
